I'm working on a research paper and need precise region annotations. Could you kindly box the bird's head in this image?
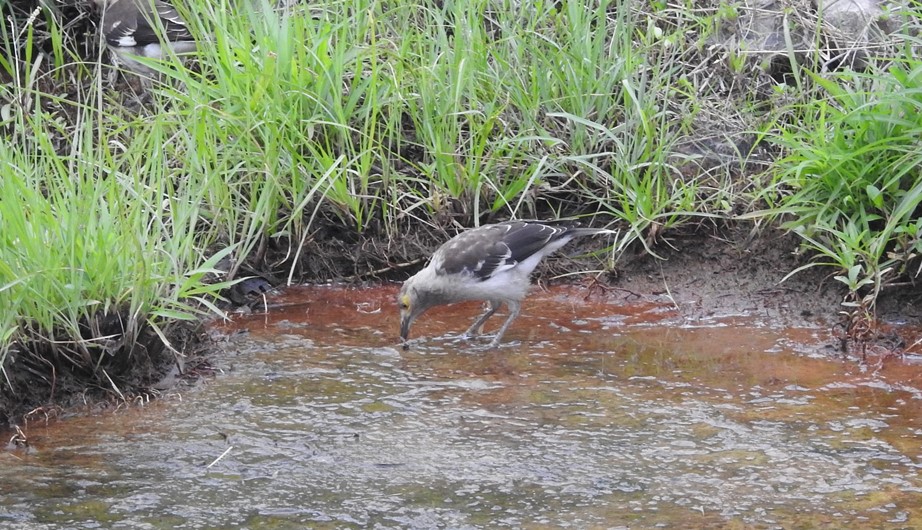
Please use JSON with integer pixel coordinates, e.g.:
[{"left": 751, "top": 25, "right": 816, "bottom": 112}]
[{"left": 397, "top": 275, "right": 438, "bottom": 346}]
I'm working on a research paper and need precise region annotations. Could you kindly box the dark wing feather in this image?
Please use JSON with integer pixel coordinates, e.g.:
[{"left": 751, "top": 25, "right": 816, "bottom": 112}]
[
  {"left": 151, "top": 1, "right": 194, "bottom": 41},
  {"left": 100, "top": 0, "right": 140, "bottom": 46},
  {"left": 500, "top": 222, "right": 567, "bottom": 263},
  {"left": 435, "top": 221, "right": 579, "bottom": 281},
  {"left": 435, "top": 224, "right": 511, "bottom": 279},
  {"left": 101, "top": 0, "right": 193, "bottom": 47}
]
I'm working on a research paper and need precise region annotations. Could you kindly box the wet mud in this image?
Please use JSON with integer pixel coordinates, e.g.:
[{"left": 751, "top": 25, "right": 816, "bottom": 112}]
[{"left": 2, "top": 285, "right": 922, "bottom": 528}]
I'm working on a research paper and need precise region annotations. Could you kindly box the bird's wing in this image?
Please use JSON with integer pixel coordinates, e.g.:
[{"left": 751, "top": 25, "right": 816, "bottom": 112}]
[
  {"left": 151, "top": 0, "right": 194, "bottom": 42},
  {"left": 99, "top": 0, "right": 140, "bottom": 46},
  {"left": 434, "top": 221, "right": 574, "bottom": 281},
  {"left": 101, "top": 0, "right": 193, "bottom": 47}
]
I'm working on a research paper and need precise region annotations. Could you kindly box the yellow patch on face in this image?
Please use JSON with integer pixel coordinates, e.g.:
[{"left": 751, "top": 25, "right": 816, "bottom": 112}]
[{"left": 399, "top": 294, "right": 411, "bottom": 309}]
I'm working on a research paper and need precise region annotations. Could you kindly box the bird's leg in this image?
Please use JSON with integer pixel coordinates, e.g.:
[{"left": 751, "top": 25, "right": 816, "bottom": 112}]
[
  {"left": 488, "top": 300, "right": 521, "bottom": 347},
  {"left": 461, "top": 301, "right": 500, "bottom": 339}
]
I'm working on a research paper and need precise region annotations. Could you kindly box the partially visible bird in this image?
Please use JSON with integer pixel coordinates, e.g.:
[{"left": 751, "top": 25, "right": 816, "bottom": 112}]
[
  {"left": 93, "top": 0, "right": 198, "bottom": 76},
  {"left": 398, "top": 220, "right": 610, "bottom": 348}
]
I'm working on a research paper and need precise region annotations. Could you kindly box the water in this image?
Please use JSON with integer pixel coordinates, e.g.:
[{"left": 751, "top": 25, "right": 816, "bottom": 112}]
[{"left": 2, "top": 285, "right": 921, "bottom": 529}]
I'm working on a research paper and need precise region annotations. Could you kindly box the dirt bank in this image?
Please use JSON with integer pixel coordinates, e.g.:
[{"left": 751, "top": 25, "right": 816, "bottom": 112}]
[
  {"left": 600, "top": 224, "right": 920, "bottom": 359},
  {"left": 3, "top": 223, "right": 920, "bottom": 426}
]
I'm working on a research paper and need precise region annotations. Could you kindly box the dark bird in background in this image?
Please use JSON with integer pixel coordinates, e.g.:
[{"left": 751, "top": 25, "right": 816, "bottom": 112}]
[
  {"left": 93, "top": 0, "right": 197, "bottom": 76},
  {"left": 398, "top": 220, "right": 610, "bottom": 348}
]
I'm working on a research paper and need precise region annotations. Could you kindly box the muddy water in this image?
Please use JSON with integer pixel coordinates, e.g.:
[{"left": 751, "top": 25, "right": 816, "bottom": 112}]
[{"left": 3, "top": 286, "right": 922, "bottom": 529}]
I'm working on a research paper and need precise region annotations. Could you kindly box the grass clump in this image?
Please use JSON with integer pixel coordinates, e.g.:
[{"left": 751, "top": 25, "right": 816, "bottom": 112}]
[
  {"left": 0, "top": 18, "right": 232, "bottom": 413},
  {"left": 0, "top": 103, "right": 232, "bottom": 403},
  {"left": 768, "top": 60, "right": 922, "bottom": 311},
  {"left": 141, "top": 0, "right": 720, "bottom": 274}
]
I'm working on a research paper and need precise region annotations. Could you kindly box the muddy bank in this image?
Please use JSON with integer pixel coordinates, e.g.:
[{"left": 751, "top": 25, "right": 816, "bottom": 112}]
[
  {"left": 603, "top": 225, "right": 919, "bottom": 356},
  {"left": 0, "top": 321, "right": 205, "bottom": 427},
  {"left": 2, "top": 224, "right": 920, "bottom": 424}
]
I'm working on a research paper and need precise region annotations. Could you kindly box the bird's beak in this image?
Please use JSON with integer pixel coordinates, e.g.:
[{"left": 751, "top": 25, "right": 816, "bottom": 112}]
[{"left": 399, "top": 313, "right": 412, "bottom": 343}]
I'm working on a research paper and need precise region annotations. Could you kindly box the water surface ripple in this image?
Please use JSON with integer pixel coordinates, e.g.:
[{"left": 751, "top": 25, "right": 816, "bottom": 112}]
[{"left": 2, "top": 285, "right": 921, "bottom": 529}]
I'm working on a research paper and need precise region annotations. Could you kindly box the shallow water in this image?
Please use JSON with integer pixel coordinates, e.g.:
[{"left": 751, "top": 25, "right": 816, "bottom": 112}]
[{"left": 2, "top": 285, "right": 922, "bottom": 529}]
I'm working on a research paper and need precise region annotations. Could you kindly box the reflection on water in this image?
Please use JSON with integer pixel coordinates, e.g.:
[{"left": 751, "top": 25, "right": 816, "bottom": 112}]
[{"left": 2, "top": 285, "right": 922, "bottom": 529}]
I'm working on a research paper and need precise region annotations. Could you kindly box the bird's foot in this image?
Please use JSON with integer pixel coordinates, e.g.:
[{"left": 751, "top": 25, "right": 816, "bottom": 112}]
[
  {"left": 482, "top": 331, "right": 522, "bottom": 348},
  {"left": 464, "top": 338, "right": 518, "bottom": 351},
  {"left": 457, "top": 332, "right": 513, "bottom": 349},
  {"left": 434, "top": 333, "right": 516, "bottom": 350},
  {"left": 445, "top": 334, "right": 497, "bottom": 350},
  {"left": 460, "top": 325, "right": 485, "bottom": 339},
  {"left": 400, "top": 337, "right": 428, "bottom": 350},
  {"left": 446, "top": 334, "right": 471, "bottom": 345}
]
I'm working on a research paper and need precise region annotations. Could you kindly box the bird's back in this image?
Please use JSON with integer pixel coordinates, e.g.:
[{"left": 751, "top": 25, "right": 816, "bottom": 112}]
[
  {"left": 431, "top": 220, "right": 596, "bottom": 283},
  {"left": 97, "top": 0, "right": 194, "bottom": 49}
]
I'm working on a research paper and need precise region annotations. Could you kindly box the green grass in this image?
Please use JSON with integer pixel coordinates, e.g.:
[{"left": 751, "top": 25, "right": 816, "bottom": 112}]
[
  {"left": 2, "top": 0, "right": 922, "bottom": 404},
  {"left": 0, "top": 94, "right": 233, "bottom": 385},
  {"left": 761, "top": 56, "right": 922, "bottom": 310},
  {"left": 144, "top": 0, "right": 715, "bottom": 268}
]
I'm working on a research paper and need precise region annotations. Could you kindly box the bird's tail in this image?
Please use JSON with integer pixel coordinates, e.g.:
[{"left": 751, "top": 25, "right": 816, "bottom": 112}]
[
  {"left": 564, "top": 226, "right": 618, "bottom": 238},
  {"left": 520, "top": 219, "right": 615, "bottom": 234}
]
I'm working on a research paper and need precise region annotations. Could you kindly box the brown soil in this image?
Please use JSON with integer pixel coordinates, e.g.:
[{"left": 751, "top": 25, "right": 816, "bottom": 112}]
[
  {"left": 599, "top": 224, "right": 921, "bottom": 358},
  {"left": 0, "top": 321, "right": 206, "bottom": 426},
  {"left": 609, "top": 225, "right": 840, "bottom": 327}
]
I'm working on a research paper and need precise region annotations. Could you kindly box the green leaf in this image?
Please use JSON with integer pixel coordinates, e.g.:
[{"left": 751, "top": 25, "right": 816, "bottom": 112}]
[{"left": 865, "top": 184, "right": 883, "bottom": 209}]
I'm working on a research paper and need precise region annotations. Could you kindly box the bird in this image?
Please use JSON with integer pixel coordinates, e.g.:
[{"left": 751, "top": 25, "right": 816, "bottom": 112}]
[
  {"left": 398, "top": 220, "right": 610, "bottom": 348},
  {"left": 93, "top": 0, "right": 198, "bottom": 76}
]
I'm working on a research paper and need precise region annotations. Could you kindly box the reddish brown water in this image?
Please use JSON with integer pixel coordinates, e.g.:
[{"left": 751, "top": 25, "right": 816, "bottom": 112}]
[{"left": 2, "top": 285, "right": 922, "bottom": 528}]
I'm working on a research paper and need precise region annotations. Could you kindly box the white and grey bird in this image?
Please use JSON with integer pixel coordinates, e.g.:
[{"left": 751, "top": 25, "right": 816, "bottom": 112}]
[
  {"left": 94, "top": 0, "right": 197, "bottom": 76},
  {"left": 398, "top": 220, "right": 609, "bottom": 348}
]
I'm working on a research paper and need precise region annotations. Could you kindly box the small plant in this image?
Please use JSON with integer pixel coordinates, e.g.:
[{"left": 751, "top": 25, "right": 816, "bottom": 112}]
[{"left": 769, "top": 60, "right": 922, "bottom": 313}]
